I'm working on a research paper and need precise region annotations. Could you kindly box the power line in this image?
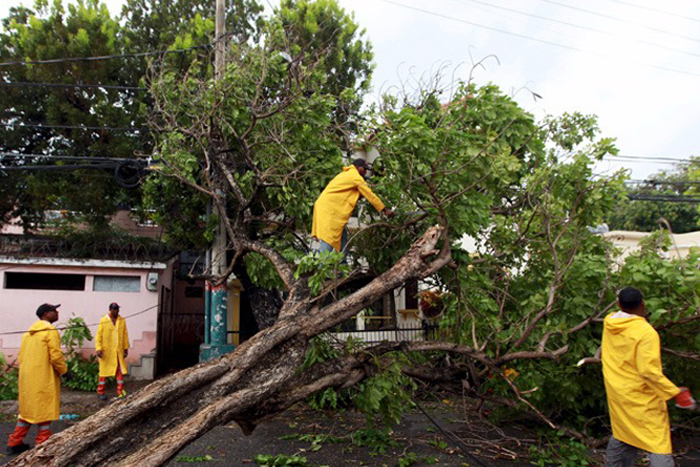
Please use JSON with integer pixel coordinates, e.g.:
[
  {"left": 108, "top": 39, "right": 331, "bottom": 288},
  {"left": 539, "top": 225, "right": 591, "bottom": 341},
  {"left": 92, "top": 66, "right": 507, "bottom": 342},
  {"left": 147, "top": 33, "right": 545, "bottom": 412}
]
[
  {"left": 603, "top": 0, "right": 700, "bottom": 25},
  {"left": 605, "top": 155, "right": 691, "bottom": 163},
  {"left": 0, "top": 303, "right": 159, "bottom": 336},
  {"left": 0, "top": 122, "right": 150, "bottom": 132},
  {"left": 461, "top": 0, "right": 700, "bottom": 60},
  {"left": 616, "top": 153, "right": 697, "bottom": 161},
  {"left": 0, "top": 82, "right": 146, "bottom": 91},
  {"left": 628, "top": 179, "right": 700, "bottom": 186},
  {"left": 537, "top": 0, "right": 700, "bottom": 45},
  {"left": 379, "top": 0, "right": 589, "bottom": 52},
  {"left": 0, "top": 153, "right": 138, "bottom": 162},
  {"left": 377, "top": 0, "right": 700, "bottom": 78},
  {"left": 628, "top": 194, "right": 700, "bottom": 203},
  {"left": 0, "top": 44, "right": 210, "bottom": 67},
  {"left": 0, "top": 154, "right": 150, "bottom": 187}
]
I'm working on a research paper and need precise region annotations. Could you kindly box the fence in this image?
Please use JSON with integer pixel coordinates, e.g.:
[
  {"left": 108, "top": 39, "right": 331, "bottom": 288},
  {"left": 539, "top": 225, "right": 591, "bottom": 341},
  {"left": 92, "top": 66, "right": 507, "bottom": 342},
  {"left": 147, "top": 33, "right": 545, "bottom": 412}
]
[
  {"left": 331, "top": 319, "right": 440, "bottom": 344},
  {"left": 224, "top": 320, "right": 440, "bottom": 347}
]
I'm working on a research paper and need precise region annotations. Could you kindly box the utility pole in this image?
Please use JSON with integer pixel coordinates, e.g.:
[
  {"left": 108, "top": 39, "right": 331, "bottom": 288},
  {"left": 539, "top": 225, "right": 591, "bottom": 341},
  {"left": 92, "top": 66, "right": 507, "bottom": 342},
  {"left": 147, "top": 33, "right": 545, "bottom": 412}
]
[{"left": 200, "top": 0, "right": 234, "bottom": 361}]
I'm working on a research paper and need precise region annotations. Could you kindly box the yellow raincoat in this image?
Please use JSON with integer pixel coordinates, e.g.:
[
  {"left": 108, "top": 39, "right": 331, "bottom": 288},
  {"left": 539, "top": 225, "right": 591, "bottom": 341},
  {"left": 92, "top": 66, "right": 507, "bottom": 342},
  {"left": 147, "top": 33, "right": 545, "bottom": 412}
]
[
  {"left": 311, "top": 165, "right": 386, "bottom": 251},
  {"left": 17, "top": 320, "right": 67, "bottom": 424},
  {"left": 96, "top": 315, "right": 129, "bottom": 377},
  {"left": 601, "top": 313, "right": 680, "bottom": 454}
]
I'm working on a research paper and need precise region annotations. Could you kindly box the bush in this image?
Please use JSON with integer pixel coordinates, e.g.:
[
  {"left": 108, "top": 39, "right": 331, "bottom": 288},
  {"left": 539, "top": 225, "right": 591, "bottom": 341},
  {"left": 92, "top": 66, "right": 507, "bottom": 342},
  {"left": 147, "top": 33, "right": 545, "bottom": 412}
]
[
  {"left": 60, "top": 317, "right": 99, "bottom": 391},
  {"left": 65, "top": 354, "right": 100, "bottom": 391},
  {"left": 0, "top": 353, "right": 19, "bottom": 400}
]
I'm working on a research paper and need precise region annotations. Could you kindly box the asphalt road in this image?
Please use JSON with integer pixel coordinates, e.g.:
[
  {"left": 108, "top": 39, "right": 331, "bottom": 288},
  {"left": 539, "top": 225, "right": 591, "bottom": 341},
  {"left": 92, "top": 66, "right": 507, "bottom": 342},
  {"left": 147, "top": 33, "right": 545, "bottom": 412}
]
[
  {"left": 0, "top": 409, "right": 534, "bottom": 467},
  {"left": 0, "top": 386, "right": 699, "bottom": 467}
]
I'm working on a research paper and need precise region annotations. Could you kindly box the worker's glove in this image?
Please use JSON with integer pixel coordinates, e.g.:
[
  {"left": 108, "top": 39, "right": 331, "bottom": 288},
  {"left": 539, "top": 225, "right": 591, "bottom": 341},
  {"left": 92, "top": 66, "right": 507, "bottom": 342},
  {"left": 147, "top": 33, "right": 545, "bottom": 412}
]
[
  {"left": 674, "top": 387, "right": 696, "bottom": 410},
  {"left": 62, "top": 371, "right": 73, "bottom": 382}
]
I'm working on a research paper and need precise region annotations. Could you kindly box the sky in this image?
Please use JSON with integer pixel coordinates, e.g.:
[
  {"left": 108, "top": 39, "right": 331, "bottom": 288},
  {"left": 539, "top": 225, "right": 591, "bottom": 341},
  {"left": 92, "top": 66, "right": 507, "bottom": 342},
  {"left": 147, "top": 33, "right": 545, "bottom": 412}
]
[{"left": 2, "top": 0, "right": 699, "bottom": 180}]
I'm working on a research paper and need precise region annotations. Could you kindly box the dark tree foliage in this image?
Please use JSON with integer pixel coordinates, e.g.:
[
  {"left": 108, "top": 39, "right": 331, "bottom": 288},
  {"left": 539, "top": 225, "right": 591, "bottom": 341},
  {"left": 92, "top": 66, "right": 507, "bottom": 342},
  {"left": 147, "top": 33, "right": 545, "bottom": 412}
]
[
  {"left": 0, "top": 0, "right": 264, "bottom": 231},
  {"left": 0, "top": 1, "right": 147, "bottom": 228}
]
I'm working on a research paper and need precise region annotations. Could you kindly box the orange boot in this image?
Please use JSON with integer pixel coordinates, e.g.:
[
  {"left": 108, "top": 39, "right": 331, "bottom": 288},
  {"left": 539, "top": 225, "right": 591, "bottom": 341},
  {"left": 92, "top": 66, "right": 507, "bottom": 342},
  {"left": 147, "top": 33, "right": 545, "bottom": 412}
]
[
  {"left": 35, "top": 423, "right": 51, "bottom": 445},
  {"left": 6, "top": 419, "right": 31, "bottom": 454}
]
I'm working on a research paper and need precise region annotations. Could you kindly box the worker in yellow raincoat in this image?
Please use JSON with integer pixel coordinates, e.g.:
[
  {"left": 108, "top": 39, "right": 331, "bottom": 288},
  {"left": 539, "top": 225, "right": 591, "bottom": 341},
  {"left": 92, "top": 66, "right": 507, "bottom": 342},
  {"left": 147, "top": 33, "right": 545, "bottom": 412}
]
[
  {"left": 95, "top": 302, "right": 130, "bottom": 400},
  {"left": 6, "top": 303, "right": 67, "bottom": 455},
  {"left": 602, "top": 287, "right": 696, "bottom": 467},
  {"left": 311, "top": 159, "right": 394, "bottom": 256}
]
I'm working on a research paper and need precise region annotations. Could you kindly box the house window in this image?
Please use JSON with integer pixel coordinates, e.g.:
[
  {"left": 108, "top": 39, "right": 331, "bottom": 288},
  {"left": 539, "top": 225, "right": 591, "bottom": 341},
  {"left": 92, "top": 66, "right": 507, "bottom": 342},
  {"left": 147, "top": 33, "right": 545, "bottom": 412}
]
[
  {"left": 5, "top": 272, "right": 86, "bottom": 291},
  {"left": 93, "top": 275, "right": 141, "bottom": 293}
]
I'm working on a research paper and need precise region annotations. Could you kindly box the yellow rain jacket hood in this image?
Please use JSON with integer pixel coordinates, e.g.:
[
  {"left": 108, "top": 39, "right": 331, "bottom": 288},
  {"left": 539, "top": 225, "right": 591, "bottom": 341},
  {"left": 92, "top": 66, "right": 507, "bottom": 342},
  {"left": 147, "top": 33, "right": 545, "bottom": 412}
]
[
  {"left": 602, "top": 313, "right": 680, "bottom": 454},
  {"left": 311, "top": 165, "right": 386, "bottom": 251},
  {"left": 18, "top": 320, "right": 67, "bottom": 424},
  {"left": 96, "top": 314, "right": 130, "bottom": 377}
]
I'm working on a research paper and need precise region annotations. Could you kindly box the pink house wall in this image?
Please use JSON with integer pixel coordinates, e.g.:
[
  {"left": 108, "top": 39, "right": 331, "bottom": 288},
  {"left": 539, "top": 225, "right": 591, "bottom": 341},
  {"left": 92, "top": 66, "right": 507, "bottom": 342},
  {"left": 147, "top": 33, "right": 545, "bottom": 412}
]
[{"left": 0, "top": 259, "right": 172, "bottom": 377}]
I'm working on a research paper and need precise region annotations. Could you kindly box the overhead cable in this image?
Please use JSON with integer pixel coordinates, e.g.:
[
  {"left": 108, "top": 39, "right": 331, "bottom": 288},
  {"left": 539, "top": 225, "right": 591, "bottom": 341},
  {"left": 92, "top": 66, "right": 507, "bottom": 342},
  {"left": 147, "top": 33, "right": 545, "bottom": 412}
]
[
  {"left": 605, "top": 155, "right": 690, "bottom": 163},
  {"left": 378, "top": 0, "right": 700, "bottom": 78},
  {"left": 538, "top": 0, "right": 700, "bottom": 45},
  {"left": 628, "top": 194, "right": 700, "bottom": 203},
  {"left": 615, "top": 153, "right": 697, "bottom": 161},
  {"left": 604, "top": 0, "right": 700, "bottom": 24},
  {"left": 0, "top": 154, "right": 150, "bottom": 187},
  {"left": 0, "top": 44, "right": 210, "bottom": 67},
  {"left": 0, "top": 81, "right": 146, "bottom": 91},
  {"left": 628, "top": 179, "right": 700, "bottom": 186},
  {"left": 462, "top": 0, "right": 700, "bottom": 59},
  {"left": 604, "top": 159, "right": 678, "bottom": 165},
  {"left": 0, "top": 122, "right": 150, "bottom": 132},
  {"left": 0, "top": 153, "right": 139, "bottom": 162},
  {"left": 0, "top": 303, "right": 159, "bottom": 336}
]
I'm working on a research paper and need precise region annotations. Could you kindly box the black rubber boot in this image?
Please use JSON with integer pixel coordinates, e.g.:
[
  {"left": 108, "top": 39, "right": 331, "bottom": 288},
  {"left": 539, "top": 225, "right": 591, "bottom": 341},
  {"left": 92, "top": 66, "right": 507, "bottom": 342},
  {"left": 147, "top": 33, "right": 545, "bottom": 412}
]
[{"left": 6, "top": 442, "right": 31, "bottom": 455}]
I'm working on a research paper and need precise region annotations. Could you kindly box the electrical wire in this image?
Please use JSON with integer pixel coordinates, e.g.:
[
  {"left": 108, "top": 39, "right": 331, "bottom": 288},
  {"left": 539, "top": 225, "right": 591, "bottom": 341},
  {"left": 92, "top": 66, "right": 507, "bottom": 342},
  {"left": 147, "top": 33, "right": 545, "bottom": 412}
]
[
  {"left": 0, "top": 122, "right": 150, "bottom": 132},
  {"left": 379, "top": 0, "right": 589, "bottom": 52},
  {"left": 0, "top": 154, "right": 150, "bottom": 187},
  {"left": 460, "top": 0, "right": 700, "bottom": 59},
  {"left": 605, "top": 156, "right": 688, "bottom": 163},
  {"left": 377, "top": 0, "right": 700, "bottom": 78},
  {"left": 0, "top": 153, "right": 145, "bottom": 162},
  {"left": 0, "top": 82, "right": 146, "bottom": 91},
  {"left": 411, "top": 397, "right": 490, "bottom": 467},
  {"left": 537, "top": 0, "right": 700, "bottom": 45},
  {"left": 0, "top": 44, "right": 210, "bottom": 67},
  {"left": 0, "top": 82, "right": 145, "bottom": 91},
  {"left": 1, "top": 165, "right": 116, "bottom": 171},
  {"left": 0, "top": 303, "right": 160, "bottom": 336},
  {"left": 628, "top": 179, "right": 700, "bottom": 186},
  {"left": 614, "top": 153, "right": 698, "bottom": 161},
  {"left": 604, "top": 0, "right": 700, "bottom": 24},
  {"left": 1, "top": 153, "right": 126, "bottom": 161},
  {"left": 628, "top": 194, "right": 700, "bottom": 203},
  {"left": 609, "top": 161, "right": 679, "bottom": 166}
]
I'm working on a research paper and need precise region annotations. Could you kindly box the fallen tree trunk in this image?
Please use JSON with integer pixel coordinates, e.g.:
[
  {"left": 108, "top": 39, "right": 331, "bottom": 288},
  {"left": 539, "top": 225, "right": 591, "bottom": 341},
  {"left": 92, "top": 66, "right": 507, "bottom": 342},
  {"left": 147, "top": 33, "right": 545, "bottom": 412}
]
[{"left": 9, "top": 226, "right": 448, "bottom": 467}]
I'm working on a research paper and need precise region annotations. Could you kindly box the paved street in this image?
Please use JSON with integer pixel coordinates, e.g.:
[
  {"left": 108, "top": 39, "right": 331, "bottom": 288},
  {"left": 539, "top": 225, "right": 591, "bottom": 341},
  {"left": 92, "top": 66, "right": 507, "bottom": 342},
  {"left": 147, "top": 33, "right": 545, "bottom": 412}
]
[{"left": 0, "top": 386, "right": 698, "bottom": 466}]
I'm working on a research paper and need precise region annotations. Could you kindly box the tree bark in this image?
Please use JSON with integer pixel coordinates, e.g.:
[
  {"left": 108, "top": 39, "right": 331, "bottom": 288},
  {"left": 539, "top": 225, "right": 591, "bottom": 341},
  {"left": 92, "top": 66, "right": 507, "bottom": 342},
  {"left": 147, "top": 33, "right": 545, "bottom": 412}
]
[{"left": 8, "top": 226, "right": 448, "bottom": 467}]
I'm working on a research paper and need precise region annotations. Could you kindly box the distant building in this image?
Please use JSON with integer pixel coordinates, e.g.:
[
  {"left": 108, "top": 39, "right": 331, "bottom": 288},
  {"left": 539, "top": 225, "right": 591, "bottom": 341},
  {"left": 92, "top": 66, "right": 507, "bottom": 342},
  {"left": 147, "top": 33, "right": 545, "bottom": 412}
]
[
  {"left": 604, "top": 230, "right": 700, "bottom": 261},
  {"left": 0, "top": 210, "right": 171, "bottom": 380}
]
